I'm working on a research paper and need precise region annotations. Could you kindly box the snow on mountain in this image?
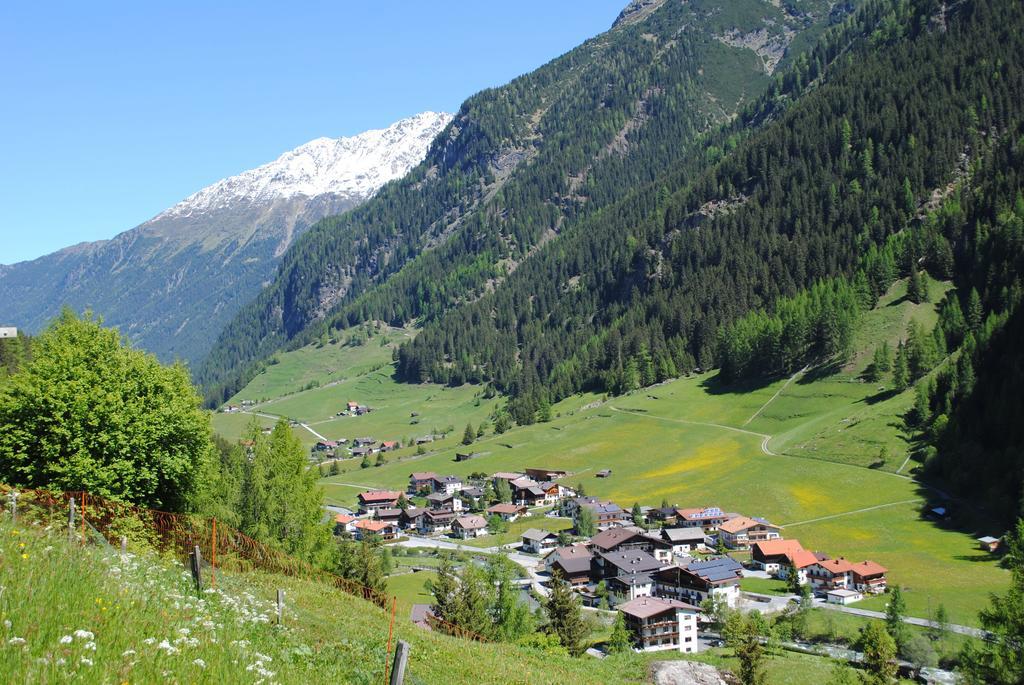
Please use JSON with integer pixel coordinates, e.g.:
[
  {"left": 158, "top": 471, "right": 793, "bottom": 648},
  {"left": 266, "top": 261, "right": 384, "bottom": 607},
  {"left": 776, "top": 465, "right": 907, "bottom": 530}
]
[{"left": 158, "top": 111, "right": 453, "bottom": 218}]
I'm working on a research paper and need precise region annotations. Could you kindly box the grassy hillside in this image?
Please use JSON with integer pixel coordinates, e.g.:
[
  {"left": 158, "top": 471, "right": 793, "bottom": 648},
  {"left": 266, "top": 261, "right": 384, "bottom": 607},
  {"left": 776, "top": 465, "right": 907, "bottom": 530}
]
[
  {"left": 219, "top": 276, "right": 1010, "bottom": 627},
  {"left": 0, "top": 515, "right": 854, "bottom": 684}
]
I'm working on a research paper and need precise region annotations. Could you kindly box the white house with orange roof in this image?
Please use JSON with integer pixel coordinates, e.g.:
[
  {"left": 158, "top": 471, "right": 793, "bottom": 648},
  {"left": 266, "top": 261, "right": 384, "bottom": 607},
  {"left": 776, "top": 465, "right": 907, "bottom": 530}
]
[{"left": 717, "top": 516, "right": 782, "bottom": 549}]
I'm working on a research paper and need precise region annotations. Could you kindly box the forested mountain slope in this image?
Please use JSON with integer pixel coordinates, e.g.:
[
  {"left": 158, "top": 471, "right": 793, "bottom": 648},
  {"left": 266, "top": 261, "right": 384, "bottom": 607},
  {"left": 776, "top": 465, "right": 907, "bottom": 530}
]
[
  {"left": 394, "top": 0, "right": 1024, "bottom": 421},
  {"left": 199, "top": 0, "right": 851, "bottom": 404}
]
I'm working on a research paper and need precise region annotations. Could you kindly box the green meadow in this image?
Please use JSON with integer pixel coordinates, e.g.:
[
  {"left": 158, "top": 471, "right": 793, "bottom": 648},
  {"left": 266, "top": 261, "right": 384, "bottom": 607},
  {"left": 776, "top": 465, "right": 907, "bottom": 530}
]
[{"left": 219, "top": 278, "right": 1008, "bottom": 627}]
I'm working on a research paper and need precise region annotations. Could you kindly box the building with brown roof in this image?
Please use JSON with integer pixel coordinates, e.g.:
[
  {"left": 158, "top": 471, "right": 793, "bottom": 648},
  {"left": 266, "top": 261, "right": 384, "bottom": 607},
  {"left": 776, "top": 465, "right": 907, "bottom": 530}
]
[
  {"left": 452, "top": 515, "right": 488, "bottom": 539},
  {"left": 850, "top": 560, "right": 888, "bottom": 594},
  {"left": 487, "top": 503, "right": 527, "bottom": 522},
  {"left": 717, "top": 516, "right": 782, "bottom": 549},
  {"left": 357, "top": 490, "right": 402, "bottom": 514},
  {"left": 354, "top": 519, "right": 397, "bottom": 541},
  {"left": 617, "top": 597, "right": 700, "bottom": 653}
]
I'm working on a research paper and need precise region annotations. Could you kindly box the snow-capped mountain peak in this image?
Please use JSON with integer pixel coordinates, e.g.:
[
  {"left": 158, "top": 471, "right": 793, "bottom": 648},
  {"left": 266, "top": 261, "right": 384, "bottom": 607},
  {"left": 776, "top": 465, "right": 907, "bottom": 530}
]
[{"left": 158, "top": 111, "right": 453, "bottom": 218}]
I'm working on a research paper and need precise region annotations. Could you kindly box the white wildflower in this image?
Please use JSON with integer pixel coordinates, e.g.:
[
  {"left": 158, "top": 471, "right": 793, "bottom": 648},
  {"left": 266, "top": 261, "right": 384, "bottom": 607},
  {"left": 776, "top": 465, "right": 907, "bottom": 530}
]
[
  {"left": 157, "top": 639, "right": 178, "bottom": 654},
  {"left": 143, "top": 637, "right": 156, "bottom": 645},
  {"left": 193, "top": 658, "right": 207, "bottom": 669},
  {"left": 178, "top": 627, "right": 190, "bottom": 636},
  {"left": 59, "top": 635, "right": 73, "bottom": 645},
  {"left": 122, "top": 649, "right": 136, "bottom": 657},
  {"left": 84, "top": 641, "right": 96, "bottom": 651},
  {"left": 7, "top": 637, "right": 26, "bottom": 645},
  {"left": 2, "top": 620, "right": 11, "bottom": 630},
  {"left": 79, "top": 657, "right": 93, "bottom": 667},
  {"left": 73, "top": 630, "right": 94, "bottom": 640}
]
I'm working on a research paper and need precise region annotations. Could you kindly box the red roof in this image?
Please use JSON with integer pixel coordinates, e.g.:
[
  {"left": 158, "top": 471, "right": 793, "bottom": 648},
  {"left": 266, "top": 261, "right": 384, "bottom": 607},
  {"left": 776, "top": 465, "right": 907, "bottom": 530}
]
[
  {"left": 815, "top": 557, "right": 855, "bottom": 574},
  {"left": 752, "top": 539, "right": 817, "bottom": 568},
  {"left": 487, "top": 503, "right": 523, "bottom": 515},
  {"left": 358, "top": 490, "right": 401, "bottom": 503},
  {"left": 334, "top": 514, "right": 356, "bottom": 524},
  {"left": 852, "top": 560, "right": 887, "bottom": 576},
  {"left": 409, "top": 472, "right": 436, "bottom": 480},
  {"left": 355, "top": 519, "right": 392, "bottom": 532}
]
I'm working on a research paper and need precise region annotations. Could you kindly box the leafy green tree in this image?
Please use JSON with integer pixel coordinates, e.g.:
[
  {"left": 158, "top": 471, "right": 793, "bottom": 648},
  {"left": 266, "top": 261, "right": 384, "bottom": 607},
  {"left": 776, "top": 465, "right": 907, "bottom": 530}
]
[
  {"left": 537, "top": 397, "right": 552, "bottom": 423},
  {"left": 375, "top": 452, "right": 386, "bottom": 467},
  {"left": 545, "top": 571, "right": 587, "bottom": 656},
  {"left": 462, "top": 423, "right": 476, "bottom": 445},
  {"left": 825, "top": 661, "right": 860, "bottom": 685},
  {"left": 490, "top": 556, "right": 535, "bottom": 641},
  {"left": 360, "top": 453, "right": 371, "bottom": 469},
  {"left": 429, "top": 555, "right": 461, "bottom": 624},
  {"left": 959, "top": 519, "right": 1024, "bottom": 684},
  {"left": 0, "top": 310, "right": 213, "bottom": 511},
  {"left": 860, "top": 621, "right": 897, "bottom": 685},
  {"left": 908, "top": 267, "right": 928, "bottom": 304},
  {"left": 239, "top": 420, "right": 332, "bottom": 563},
  {"left": 893, "top": 341, "right": 910, "bottom": 391},
  {"left": 495, "top": 479, "right": 513, "bottom": 504},
  {"left": 397, "top": 493, "right": 409, "bottom": 510},
  {"left": 329, "top": 460, "right": 340, "bottom": 476},
  {"left": 493, "top": 412, "right": 512, "bottom": 434},
  {"left": 902, "top": 633, "right": 938, "bottom": 670},
  {"left": 576, "top": 505, "right": 596, "bottom": 538},
  {"left": 607, "top": 611, "right": 632, "bottom": 654}
]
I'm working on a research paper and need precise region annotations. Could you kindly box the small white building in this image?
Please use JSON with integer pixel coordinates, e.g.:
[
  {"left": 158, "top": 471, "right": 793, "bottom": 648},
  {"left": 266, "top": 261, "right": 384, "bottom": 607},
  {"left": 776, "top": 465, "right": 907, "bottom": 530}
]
[{"left": 826, "top": 588, "right": 863, "bottom": 605}]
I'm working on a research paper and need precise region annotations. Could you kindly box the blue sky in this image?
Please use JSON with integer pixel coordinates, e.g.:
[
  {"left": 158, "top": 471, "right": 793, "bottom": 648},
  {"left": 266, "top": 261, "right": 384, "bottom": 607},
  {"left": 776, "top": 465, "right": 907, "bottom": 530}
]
[{"left": 0, "top": 1, "right": 626, "bottom": 264}]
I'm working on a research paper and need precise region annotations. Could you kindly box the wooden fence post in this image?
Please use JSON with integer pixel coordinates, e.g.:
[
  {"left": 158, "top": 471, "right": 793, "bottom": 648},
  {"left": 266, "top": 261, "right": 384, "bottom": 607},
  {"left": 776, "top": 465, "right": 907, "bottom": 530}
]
[
  {"left": 80, "top": 492, "right": 86, "bottom": 545},
  {"left": 67, "top": 497, "right": 76, "bottom": 543},
  {"left": 121, "top": 536, "right": 128, "bottom": 557},
  {"left": 189, "top": 545, "right": 203, "bottom": 596},
  {"left": 211, "top": 517, "right": 217, "bottom": 588},
  {"left": 7, "top": 490, "right": 17, "bottom": 523},
  {"left": 276, "top": 589, "right": 284, "bottom": 625},
  {"left": 389, "top": 640, "right": 410, "bottom": 685},
  {"left": 383, "top": 595, "right": 397, "bottom": 684}
]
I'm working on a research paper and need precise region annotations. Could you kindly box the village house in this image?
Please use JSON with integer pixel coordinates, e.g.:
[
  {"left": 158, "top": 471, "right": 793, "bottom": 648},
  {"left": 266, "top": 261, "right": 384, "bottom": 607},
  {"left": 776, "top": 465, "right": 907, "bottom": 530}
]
[
  {"left": 419, "top": 508, "right": 456, "bottom": 535},
  {"left": 550, "top": 556, "right": 593, "bottom": 586},
  {"left": 607, "top": 572, "right": 655, "bottom": 605},
  {"left": 431, "top": 475, "right": 464, "bottom": 495},
  {"left": 674, "top": 507, "right": 734, "bottom": 533},
  {"left": 313, "top": 440, "right": 338, "bottom": 452},
  {"left": 595, "top": 549, "right": 664, "bottom": 580},
  {"left": 589, "top": 527, "right": 673, "bottom": 563},
  {"left": 333, "top": 513, "right": 358, "bottom": 535},
  {"left": 806, "top": 558, "right": 855, "bottom": 592},
  {"left": 751, "top": 539, "right": 821, "bottom": 584},
  {"left": 350, "top": 446, "right": 373, "bottom": 458},
  {"left": 659, "top": 527, "right": 707, "bottom": 557},
  {"left": 654, "top": 557, "right": 743, "bottom": 608},
  {"left": 544, "top": 544, "right": 592, "bottom": 572},
  {"left": 850, "top": 560, "right": 888, "bottom": 594},
  {"left": 354, "top": 519, "right": 397, "bottom": 541},
  {"left": 409, "top": 472, "right": 437, "bottom": 493},
  {"left": 346, "top": 401, "right": 359, "bottom": 413},
  {"left": 717, "top": 516, "right": 782, "bottom": 549},
  {"left": 452, "top": 515, "right": 488, "bottom": 539},
  {"left": 521, "top": 528, "right": 560, "bottom": 554},
  {"left": 353, "top": 437, "right": 376, "bottom": 447},
  {"left": 379, "top": 440, "right": 400, "bottom": 452},
  {"left": 357, "top": 490, "right": 401, "bottom": 514},
  {"left": 649, "top": 506, "right": 680, "bottom": 526},
  {"left": 426, "top": 491, "right": 463, "bottom": 512},
  {"left": 618, "top": 597, "right": 700, "bottom": 653},
  {"left": 978, "top": 535, "right": 1002, "bottom": 553},
  {"left": 373, "top": 508, "right": 403, "bottom": 525},
  {"left": 460, "top": 486, "right": 485, "bottom": 507},
  {"left": 491, "top": 472, "right": 525, "bottom": 489},
  {"left": 584, "top": 501, "right": 627, "bottom": 530},
  {"left": 487, "top": 503, "right": 526, "bottom": 522},
  {"left": 400, "top": 507, "right": 426, "bottom": 530}
]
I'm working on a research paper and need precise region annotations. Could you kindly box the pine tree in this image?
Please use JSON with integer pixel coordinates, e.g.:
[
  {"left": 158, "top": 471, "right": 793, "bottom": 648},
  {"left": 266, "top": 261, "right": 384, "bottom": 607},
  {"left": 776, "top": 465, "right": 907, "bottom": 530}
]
[
  {"left": 734, "top": 618, "right": 767, "bottom": 685},
  {"left": 860, "top": 621, "right": 898, "bottom": 685},
  {"left": 885, "top": 585, "right": 909, "bottom": 650},
  {"left": 397, "top": 493, "right": 409, "bottom": 510},
  {"left": 545, "top": 571, "right": 587, "bottom": 656},
  {"left": 495, "top": 479, "right": 512, "bottom": 504},
  {"left": 430, "top": 555, "right": 461, "bottom": 624},
  {"left": 908, "top": 267, "right": 926, "bottom": 304},
  {"left": 576, "top": 505, "right": 596, "bottom": 538},
  {"left": 462, "top": 423, "right": 476, "bottom": 445},
  {"left": 967, "top": 287, "right": 984, "bottom": 331},
  {"left": 329, "top": 460, "right": 340, "bottom": 476},
  {"left": 607, "top": 612, "right": 632, "bottom": 654},
  {"left": 631, "top": 502, "right": 644, "bottom": 527},
  {"left": 893, "top": 341, "right": 910, "bottom": 391}
]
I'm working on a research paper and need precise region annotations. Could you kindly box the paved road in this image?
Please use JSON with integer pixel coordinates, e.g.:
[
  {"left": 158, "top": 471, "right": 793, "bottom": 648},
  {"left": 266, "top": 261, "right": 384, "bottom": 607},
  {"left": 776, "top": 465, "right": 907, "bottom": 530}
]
[
  {"left": 815, "top": 600, "right": 989, "bottom": 639},
  {"left": 394, "top": 535, "right": 549, "bottom": 596}
]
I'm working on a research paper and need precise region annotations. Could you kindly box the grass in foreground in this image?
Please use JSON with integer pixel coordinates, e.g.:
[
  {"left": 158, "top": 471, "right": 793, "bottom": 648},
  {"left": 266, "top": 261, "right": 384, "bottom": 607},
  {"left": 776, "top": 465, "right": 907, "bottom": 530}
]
[{"left": 0, "top": 516, "right": 870, "bottom": 684}]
